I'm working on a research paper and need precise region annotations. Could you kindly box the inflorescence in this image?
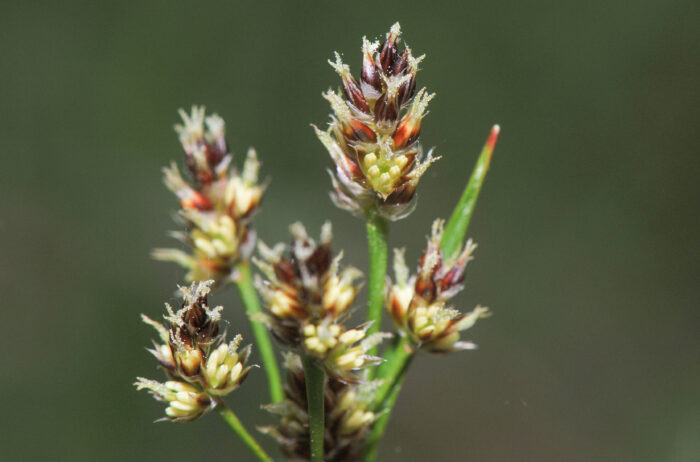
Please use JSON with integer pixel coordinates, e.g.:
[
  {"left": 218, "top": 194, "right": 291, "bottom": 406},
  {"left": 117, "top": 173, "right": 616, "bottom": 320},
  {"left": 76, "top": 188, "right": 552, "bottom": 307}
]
[
  {"left": 137, "top": 21, "right": 498, "bottom": 462},
  {"left": 315, "top": 22, "right": 438, "bottom": 221},
  {"left": 254, "top": 222, "right": 390, "bottom": 382},
  {"left": 152, "top": 106, "right": 264, "bottom": 285},
  {"left": 136, "top": 281, "right": 254, "bottom": 421},
  {"left": 388, "top": 220, "right": 490, "bottom": 353}
]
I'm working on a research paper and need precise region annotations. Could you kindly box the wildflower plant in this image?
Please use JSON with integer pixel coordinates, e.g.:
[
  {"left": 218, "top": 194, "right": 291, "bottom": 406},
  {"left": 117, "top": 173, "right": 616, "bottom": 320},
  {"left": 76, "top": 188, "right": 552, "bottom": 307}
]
[{"left": 136, "top": 22, "right": 500, "bottom": 462}]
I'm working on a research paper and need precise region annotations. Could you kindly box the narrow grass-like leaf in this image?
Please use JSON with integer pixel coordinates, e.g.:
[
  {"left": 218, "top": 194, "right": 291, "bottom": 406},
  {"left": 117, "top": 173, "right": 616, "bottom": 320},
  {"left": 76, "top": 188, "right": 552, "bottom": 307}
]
[{"left": 441, "top": 125, "right": 500, "bottom": 258}]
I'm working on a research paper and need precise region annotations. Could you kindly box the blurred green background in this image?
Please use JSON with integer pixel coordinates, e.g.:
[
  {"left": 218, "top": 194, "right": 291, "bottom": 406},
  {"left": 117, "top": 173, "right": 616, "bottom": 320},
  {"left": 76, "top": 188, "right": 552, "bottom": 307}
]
[{"left": 1, "top": 0, "right": 698, "bottom": 461}]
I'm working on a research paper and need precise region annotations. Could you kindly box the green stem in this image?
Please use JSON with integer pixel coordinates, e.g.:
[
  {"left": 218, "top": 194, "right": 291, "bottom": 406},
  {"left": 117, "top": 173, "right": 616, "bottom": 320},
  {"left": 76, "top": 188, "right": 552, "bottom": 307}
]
[
  {"left": 302, "top": 355, "right": 326, "bottom": 462},
  {"left": 365, "top": 210, "right": 389, "bottom": 363},
  {"left": 234, "top": 262, "right": 284, "bottom": 403},
  {"left": 215, "top": 399, "right": 274, "bottom": 462},
  {"left": 362, "top": 340, "right": 415, "bottom": 462},
  {"left": 373, "top": 336, "right": 398, "bottom": 384},
  {"left": 371, "top": 335, "right": 414, "bottom": 409},
  {"left": 441, "top": 125, "right": 500, "bottom": 258}
]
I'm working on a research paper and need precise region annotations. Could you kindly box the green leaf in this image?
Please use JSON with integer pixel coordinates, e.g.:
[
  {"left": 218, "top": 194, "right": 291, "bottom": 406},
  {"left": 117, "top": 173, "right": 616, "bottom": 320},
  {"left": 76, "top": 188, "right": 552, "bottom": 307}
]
[{"left": 441, "top": 125, "right": 500, "bottom": 258}]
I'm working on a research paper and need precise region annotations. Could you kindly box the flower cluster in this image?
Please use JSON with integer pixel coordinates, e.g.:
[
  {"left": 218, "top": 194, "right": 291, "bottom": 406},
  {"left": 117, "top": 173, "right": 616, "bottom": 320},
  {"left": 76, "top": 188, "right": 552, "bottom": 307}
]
[
  {"left": 254, "top": 222, "right": 389, "bottom": 381},
  {"left": 315, "top": 22, "right": 438, "bottom": 221},
  {"left": 135, "top": 281, "right": 254, "bottom": 421},
  {"left": 136, "top": 20, "right": 499, "bottom": 462},
  {"left": 260, "top": 354, "right": 378, "bottom": 461},
  {"left": 387, "top": 220, "right": 490, "bottom": 352},
  {"left": 153, "top": 106, "right": 264, "bottom": 285}
]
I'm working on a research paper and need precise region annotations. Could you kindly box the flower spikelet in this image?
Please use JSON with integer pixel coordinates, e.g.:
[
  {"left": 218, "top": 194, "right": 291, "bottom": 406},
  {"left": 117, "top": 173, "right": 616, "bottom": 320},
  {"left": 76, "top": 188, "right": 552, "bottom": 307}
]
[
  {"left": 136, "top": 281, "right": 255, "bottom": 421},
  {"left": 259, "top": 353, "right": 379, "bottom": 461},
  {"left": 302, "top": 320, "right": 390, "bottom": 380},
  {"left": 387, "top": 220, "right": 491, "bottom": 352},
  {"left": 134, "top": 378, "right": 214, "bottom": 422},
  {"left": 315, "top": 22, "right": 438, "bottom": 221},
  {"left": 152, "top": 106, "right": 265, "bottom": 285},
  {"left": 254, "top": 222, "right": 388, "bottom": 381}
]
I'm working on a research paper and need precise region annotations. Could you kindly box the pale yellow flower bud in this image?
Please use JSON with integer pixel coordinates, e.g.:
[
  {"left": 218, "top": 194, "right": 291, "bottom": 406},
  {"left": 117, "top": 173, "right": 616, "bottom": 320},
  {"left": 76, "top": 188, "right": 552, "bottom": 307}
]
[
  {"left": 134, "top": 378, "right": 213, "bottom": 423},
  {"left": 201, "top": 335, "right": 254, "bottom": 396}
]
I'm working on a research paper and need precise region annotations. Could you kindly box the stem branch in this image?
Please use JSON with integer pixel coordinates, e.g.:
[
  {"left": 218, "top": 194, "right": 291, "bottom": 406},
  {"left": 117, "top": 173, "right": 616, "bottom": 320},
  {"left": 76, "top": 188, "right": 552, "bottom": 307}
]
[
  {"left": 362, "top": 337, "right": 415, "bottom": 462},
  {"left": 372, "top": 335, "right": 414, "bottom": 409},
  {"left": 215, "top": 399, "right": 274, "bottom": 462},
  {"left": 365, "top": 211, "right": 389, "bottom": 363},
  {"left": 234, "top": 262, "right": 284, "bottom": 403}
]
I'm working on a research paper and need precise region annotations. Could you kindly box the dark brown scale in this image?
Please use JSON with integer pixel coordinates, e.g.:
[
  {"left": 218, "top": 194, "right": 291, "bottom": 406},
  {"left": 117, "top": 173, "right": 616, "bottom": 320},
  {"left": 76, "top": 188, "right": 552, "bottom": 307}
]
[
  {"left": 172, "top": 326, "right": 194, "bottom": 348},
  {"left": 195, "top": 395, "right": 212, "bottom": 407},
  {"left": 196, "top": 322, "right": 219, "bottom": 345},
  {"left": 379, "top": 37, "right": 398, "bottom": 74},
  {"left": 306, "top": 243, "right": 332, "bottom": 276},
  {"left": 274, "top": 259, "right": 298, "bottom": 284},
  {"left": 183, "top": 153, "right": 212, "bottom": 188},
  {"left": 402, "top": 128, "right": 421, "bottom": 149},
  {"left": 440, "top": 266, "right": 465, "bottom": 291},
  {"left": 288, "top": 249, "right": 306, "bottom": 275},
  {"left": 342, "top": 76, "right": 370, "bottom": 113},
  {"left": 202, "top": 141, "right": 222, "bottom": 171},
  {"left": 397, "top": 75, "right": 416, "bottom": 107},
  {"left": 212, "top": 136, "right": 228, "bottom": 165},
  {"left": 383, "top": 183, "right": 415, "bottom": 205},
  {"left": 393, "top": 116, "right": 421, "bottom": 149},
  {"left": 391, "top": 49, "right": 409, "bottom": 76},
  {"left": 374, "top": 94, "right": 398, "bottom": 123},
  {"left": 185, "top": 303, "right": 207, "bottom": 329},
  {"left": 342, "top": 152, "right": 364, "bottom": 179},
  {"left": 361, "top": 53, "right": 382, "bottom": 93},
  {"left": 343, "top": 119, "right": 376, "bottom": 143},
  {"left": 414, "top": 276, "right": 437, "bottom": 301}
]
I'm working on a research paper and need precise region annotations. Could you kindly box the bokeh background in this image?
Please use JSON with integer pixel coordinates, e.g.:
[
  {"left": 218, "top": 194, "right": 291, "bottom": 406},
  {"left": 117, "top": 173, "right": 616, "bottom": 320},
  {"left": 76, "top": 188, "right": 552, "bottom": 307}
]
[{"left": 1, "top": 1, "right": 698, "bottom": 461}]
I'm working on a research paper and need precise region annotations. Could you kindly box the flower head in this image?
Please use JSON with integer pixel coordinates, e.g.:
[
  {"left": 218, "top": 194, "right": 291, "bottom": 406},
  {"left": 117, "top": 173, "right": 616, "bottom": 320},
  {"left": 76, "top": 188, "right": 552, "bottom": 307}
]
[
  {"left": 254, "top": 222, "right": 388, "bottom": 380},
  {"left": 136, "top": 281, "right": 255, "bottom": 421},
  {"left": 153, "top": 106, "right": 264, "bottom": 285},
  {"left": 315, "top": 23, "right": 439, "bottom": 221},
  {"left": 387, "top": 220, "right": 491, "bottom": 352}
]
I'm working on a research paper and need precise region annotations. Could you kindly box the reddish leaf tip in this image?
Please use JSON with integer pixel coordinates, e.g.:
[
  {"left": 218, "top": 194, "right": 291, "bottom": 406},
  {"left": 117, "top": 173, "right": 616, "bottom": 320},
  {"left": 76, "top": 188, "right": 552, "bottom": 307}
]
[{"left": 486, "top": 124, "right": 500, "bottom": 151}]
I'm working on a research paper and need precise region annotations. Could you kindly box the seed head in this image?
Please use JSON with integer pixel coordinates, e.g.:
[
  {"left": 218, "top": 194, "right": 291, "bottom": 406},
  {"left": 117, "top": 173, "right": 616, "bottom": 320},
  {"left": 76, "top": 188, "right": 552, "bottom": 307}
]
[
  {"left": 315, "top": 23, "right": 438, "bottom": 221},
  {"left": 153, "top": 106, "right": 264, "bottom": 285},
  {"left": 387, "top": 220, "right": 491, "bottom": 352}
]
